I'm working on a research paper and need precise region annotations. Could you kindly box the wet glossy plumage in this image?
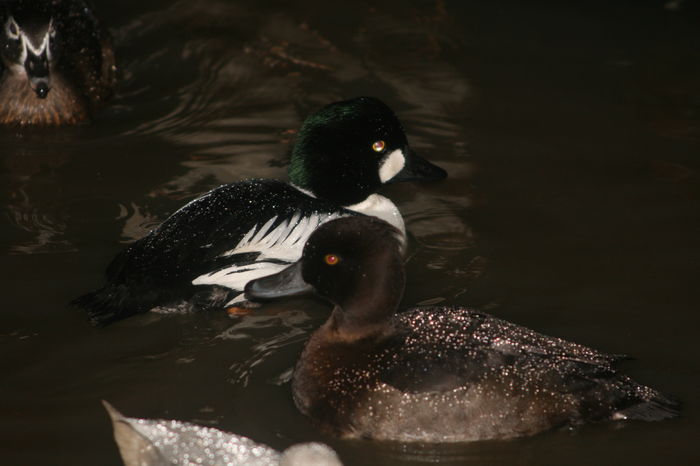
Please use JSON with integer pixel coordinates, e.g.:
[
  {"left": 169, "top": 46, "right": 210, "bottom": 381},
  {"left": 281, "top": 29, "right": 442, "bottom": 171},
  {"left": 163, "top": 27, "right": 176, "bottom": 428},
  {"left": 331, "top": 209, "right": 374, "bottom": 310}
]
[
  {"left": 73, "top": 97, "right": 445, "bottom": 325},
  {"left": 246, "top": 217, "right": 679, "bottom": 442},
  {"left": 103, "top": 401, "right": 343, "bottom": 466}
]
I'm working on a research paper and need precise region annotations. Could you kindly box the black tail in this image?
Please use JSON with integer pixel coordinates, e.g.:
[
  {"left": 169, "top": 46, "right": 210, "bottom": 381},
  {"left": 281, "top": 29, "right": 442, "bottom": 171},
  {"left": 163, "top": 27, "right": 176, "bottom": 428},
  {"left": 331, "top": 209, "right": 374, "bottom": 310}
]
[
  {"left": 71, "top": 285, "right": 147, "bottom": 326},
  {"left": 615, "top": 392, "right": 680, "bottom": 422},
  {"left": 572, "top": 362, "right": 680, "bottom": 424}
]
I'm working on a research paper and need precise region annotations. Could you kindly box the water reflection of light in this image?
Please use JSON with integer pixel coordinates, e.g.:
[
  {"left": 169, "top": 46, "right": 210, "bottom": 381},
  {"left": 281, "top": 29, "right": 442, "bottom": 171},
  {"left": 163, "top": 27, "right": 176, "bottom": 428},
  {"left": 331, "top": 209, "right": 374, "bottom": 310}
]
[
  {"left": 116, "top": 202, "right": 162, "bottom": 243},
  {"left": 220, "top": 311, "right": 314, "bottom": 387},
  {"left": 6, "top": 188, "right": 74, "bottom": 254},
  {"left": 109, "top": 0, "right": 472, "bottom": 194}
]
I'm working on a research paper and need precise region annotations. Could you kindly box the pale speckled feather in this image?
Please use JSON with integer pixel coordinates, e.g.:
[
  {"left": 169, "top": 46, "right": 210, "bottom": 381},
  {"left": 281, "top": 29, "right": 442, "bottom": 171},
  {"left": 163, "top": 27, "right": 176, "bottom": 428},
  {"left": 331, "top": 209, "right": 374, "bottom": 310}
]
[
  {"left": 293, "top": 306, "right": 678, "bottom": 442},
  {"left": 103, "top": 401, "right": 342, "bottom": 466}
]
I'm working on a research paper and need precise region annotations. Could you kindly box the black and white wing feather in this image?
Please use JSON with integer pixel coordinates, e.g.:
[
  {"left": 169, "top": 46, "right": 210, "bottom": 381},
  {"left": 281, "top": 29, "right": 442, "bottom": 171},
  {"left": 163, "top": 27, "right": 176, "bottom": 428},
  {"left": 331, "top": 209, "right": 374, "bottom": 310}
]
[{"left": 74, "top": 180, "right": 352, "bottom": 324}]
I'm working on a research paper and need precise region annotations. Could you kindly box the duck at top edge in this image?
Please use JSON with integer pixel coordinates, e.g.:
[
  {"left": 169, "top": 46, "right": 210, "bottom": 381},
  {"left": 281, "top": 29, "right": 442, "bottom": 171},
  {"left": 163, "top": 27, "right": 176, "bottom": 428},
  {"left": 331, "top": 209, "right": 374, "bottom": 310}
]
[{"left": 0, "top": 0, "right": 116, "bottom": 126}]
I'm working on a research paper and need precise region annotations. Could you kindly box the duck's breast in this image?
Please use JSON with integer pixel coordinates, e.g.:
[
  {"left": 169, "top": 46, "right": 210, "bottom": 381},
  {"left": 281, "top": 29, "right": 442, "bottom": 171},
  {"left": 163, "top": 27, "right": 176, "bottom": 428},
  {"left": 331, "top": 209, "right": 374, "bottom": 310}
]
[{"left": 0, "top": 71, "right": 89, "bottom": 125}]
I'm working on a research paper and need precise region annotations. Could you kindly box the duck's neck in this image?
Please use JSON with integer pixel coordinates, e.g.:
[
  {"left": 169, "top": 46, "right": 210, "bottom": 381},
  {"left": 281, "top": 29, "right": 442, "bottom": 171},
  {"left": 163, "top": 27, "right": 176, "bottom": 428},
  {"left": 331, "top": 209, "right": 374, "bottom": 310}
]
[
  {"left": 328, "top": 253, "right": 405, "bottom": 341},
  {"left": 289, "top": 181, "right": 407, "bottom": 246},
  {"left": 345, "top": 194, "right": 406, "bottom": 239}
]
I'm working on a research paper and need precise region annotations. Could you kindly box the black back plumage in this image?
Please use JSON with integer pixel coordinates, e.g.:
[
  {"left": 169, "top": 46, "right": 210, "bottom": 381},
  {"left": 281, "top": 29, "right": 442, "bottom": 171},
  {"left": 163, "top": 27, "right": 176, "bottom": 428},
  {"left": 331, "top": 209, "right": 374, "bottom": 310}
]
[
  {"left": 74, "top": 180, "right": 355, "bottom": 325},
  {"left": 74, "top": 96, "right": 446, "bottom": 325}
]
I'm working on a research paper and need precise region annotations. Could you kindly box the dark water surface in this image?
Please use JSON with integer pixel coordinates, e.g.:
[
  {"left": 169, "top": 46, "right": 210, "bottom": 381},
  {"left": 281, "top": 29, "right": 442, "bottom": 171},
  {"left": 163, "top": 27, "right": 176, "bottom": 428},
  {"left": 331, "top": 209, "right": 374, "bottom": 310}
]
[{"left": 1, "top": 0, "right": 699, "bottom": 464}]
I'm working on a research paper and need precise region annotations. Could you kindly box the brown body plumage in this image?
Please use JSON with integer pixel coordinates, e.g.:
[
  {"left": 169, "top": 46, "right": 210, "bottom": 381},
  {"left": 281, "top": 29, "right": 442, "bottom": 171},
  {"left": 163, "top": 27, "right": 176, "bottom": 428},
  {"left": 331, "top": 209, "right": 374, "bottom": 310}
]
[
  {"left": 0, "top": 0, "right": 115, "bottom": 126},
  {"left": 247, "top": 216, "right": 679, "bottom": 442}
]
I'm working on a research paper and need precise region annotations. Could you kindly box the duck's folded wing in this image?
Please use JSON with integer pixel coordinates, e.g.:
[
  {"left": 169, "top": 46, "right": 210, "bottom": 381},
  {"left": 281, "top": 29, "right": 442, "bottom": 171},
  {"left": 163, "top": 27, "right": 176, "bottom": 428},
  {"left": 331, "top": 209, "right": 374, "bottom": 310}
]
[
  {"left": 386, "top": 307, "right": 624, "bottom": 390},
  {"left": 75, "top": 180, "right": 348, "bottom": 323},
  {"left": 383, "top": 307, "right": 619, "bottom": 394},
  {"left": 382, "top": 307, "right": 678, "bottom": 421},
  {"left": 106, "top": 181, "right": 330, "bottom": 281}
]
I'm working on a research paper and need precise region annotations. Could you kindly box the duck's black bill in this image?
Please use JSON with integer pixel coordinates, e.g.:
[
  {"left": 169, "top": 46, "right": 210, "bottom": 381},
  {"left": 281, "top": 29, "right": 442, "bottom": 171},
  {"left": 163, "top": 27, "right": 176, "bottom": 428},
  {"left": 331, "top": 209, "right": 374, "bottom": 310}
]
[
  {"left": 25, "top": 52, "right": 51, "bottom": 99},
  {"left": 390, "top": 149, "right": 447, "bottom": 183},
  {"left": 244, "top": 261, "right": 313, "bottom": 301}
]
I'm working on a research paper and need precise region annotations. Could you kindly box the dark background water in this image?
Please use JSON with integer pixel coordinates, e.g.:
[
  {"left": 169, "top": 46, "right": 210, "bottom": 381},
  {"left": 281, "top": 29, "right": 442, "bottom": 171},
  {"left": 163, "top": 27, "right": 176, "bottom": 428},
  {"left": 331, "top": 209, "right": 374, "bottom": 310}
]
[{"left": 1, "top": 0, "right": 699, "bottom": 464}]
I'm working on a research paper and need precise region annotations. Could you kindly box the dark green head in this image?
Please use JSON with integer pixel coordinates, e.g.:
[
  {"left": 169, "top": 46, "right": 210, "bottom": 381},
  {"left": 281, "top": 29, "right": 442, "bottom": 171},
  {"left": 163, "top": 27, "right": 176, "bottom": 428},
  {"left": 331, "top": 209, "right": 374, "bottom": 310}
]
[{"left": 289, "top": 97, "right": 446, "bottom": 206}]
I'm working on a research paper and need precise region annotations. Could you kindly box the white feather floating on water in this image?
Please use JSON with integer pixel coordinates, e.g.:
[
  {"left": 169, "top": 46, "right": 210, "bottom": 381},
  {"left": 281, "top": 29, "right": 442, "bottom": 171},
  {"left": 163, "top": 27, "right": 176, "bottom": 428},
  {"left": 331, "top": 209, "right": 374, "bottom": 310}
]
[{"left": 103, "top": 401, "right": 342, "bottom": 466}]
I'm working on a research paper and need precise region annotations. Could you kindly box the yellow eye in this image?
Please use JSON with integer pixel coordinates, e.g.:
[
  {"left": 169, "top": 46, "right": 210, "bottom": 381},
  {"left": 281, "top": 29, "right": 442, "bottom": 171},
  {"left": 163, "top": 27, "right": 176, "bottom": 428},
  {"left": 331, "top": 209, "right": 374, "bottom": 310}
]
[
  {"left": 372, "top": 140, "right": 386, "bottom": 153},
  {"left": 324, "top": 254, "right": 341, "bottom": 266}
]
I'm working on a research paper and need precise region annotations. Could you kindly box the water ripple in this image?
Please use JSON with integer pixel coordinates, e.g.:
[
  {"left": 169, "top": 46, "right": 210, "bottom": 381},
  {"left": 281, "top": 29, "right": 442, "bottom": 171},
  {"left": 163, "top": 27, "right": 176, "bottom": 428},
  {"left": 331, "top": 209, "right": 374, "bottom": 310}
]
[{"left": 220, "top": 311, "right": 314, "bottom": 388}]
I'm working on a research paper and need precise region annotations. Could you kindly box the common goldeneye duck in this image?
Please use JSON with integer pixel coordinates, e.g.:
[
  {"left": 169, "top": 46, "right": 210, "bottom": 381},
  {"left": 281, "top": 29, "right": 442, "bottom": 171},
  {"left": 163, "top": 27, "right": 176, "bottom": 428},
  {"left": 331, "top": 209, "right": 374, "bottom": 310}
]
[
  {"left": 74, "top": 96, "right": 446, "bottom": 325},
  {"left": 245, "top": 216, "right": 679, "bottom": 442},
  {"left": 102, "top": 401, "right": 343, "bottom": 466},
  {"left": 0, "top": 0, "right": 116, "bottom": 125}
]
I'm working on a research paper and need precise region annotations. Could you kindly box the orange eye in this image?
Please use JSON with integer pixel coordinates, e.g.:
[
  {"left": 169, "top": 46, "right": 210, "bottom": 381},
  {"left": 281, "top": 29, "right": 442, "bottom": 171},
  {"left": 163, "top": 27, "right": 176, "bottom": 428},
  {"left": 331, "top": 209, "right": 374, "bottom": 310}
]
[
  {"left": 324, "top": 254, "right": 340, "bottom": 266},
  {"left": 372, "top": 140, "right": 386, "bottom": 153}
]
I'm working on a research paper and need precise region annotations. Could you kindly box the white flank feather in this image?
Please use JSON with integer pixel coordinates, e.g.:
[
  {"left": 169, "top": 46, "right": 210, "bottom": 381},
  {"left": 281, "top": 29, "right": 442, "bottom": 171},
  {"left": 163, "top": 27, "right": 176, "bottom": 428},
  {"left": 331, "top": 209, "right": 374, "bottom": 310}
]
[
  {"left": 191, "top": 212, "right": 346, "bottom": 294},
  {"left": 191, "top": 192, "right": 408, "bottom": 299}
]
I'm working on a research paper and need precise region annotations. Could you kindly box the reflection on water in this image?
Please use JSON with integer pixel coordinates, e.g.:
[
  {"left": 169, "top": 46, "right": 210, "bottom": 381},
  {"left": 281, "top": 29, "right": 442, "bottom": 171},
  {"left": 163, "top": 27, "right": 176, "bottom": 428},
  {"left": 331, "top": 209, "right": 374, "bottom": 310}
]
[
  {"left": 115, "top": 202, "right": 161, "bottom": 243},
  {"left": 222, "top": 311, "right": 313, "bottom": 387},
  {"left": 6, "top": 188, "right": 73, "bottom": 254},
  {"left": 1, "top": 0, "right": 699, "bottom": 465},
  {"left": 2, "top": 139, "right": 74, "bottom": 254},
  {"left": 1, "top": 0, "right": 469, "bottom": 256}
]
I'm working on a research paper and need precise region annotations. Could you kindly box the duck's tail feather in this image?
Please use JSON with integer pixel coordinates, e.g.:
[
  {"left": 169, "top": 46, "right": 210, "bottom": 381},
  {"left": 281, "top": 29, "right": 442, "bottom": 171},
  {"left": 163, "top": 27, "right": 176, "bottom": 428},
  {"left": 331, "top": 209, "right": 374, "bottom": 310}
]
[
  {"left": 71, "top": 285, "right": 146, "bottom": 326},
  {"left": 615, "top": 392, "right": 680, "bottom": 422}
]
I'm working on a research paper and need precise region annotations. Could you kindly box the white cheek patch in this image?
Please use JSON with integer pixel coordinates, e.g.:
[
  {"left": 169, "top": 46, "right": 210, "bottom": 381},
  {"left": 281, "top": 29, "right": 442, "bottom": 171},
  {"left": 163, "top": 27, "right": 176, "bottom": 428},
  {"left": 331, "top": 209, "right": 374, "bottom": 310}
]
[{"left": 378, "top": 149, "right": 406, "bottom": 183}]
